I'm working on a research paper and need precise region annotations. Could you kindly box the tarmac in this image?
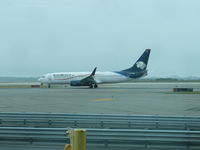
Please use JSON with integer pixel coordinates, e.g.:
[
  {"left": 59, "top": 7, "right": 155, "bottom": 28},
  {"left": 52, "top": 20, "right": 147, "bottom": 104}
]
[{"left": 0, "top": 82, "right": 200, "bottom": 116}]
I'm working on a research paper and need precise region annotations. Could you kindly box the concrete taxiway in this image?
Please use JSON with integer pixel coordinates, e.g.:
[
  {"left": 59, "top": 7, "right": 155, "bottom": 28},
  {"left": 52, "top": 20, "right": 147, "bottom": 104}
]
[{"left": 0, "top": 82, "right": 200, "bottom": 116}]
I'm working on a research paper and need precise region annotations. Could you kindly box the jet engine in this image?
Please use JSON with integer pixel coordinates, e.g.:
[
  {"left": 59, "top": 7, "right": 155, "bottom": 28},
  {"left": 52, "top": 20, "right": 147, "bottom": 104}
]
[{"left": 70, "top": 80, "right": 88, "bottom": 86}]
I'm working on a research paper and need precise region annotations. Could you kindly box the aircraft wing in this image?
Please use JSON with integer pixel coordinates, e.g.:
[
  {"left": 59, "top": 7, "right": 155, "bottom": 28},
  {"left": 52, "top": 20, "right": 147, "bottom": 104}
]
[
  {"left": 79, "top": 67, "right": 97, "bottom": 85},
  {"left": 70, "top": 67, "right": 97, "bottom": 86}
]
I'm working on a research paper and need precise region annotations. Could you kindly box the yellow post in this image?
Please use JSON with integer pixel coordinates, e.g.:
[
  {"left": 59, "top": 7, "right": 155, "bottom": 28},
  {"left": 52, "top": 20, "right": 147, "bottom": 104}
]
[
  {"left": 66, "top": 129, "right": 86, "bottom": 150},
  {"left": 73, "top": 129, "right": 86, "bottom": 150},
  {"left": 64, "top": 144, "right": 71, "bottom": 150}
]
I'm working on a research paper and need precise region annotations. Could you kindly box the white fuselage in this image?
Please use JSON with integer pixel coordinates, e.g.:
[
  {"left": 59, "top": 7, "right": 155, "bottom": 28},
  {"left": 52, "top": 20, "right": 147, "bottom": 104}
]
[
  {"left": 38, "top": 49, "right": 150, "bottom": 87},
  {"left": 38, "top": 71, "right": 131, "bottom": 85}
]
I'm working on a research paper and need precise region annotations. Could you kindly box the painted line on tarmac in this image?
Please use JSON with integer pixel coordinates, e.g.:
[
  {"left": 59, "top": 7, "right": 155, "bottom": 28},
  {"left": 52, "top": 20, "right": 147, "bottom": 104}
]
[{"left": 94, "top": 98, "right": 113, "bottom": 102}]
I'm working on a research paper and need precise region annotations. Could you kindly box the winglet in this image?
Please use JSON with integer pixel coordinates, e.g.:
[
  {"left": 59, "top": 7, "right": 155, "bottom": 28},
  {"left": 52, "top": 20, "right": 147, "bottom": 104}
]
[{"left": 91, "top": 67, "right": 97, "bottom": 76}]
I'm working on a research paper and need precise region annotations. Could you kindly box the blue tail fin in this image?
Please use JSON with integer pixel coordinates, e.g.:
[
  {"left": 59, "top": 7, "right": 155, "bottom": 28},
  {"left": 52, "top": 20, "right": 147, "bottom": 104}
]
[{"left": 122, "top": 49, "right": 151, "bottom": 73}]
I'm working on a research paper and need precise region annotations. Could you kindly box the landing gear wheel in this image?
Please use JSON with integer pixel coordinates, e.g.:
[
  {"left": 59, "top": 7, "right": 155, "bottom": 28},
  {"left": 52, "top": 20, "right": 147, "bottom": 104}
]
[
  {"left": 94, "top": 84, "right": 98, "bottom": 88},
  {"left": 89, "top": 84, "right": 93, "bottom": 88},
  {"left": 48, "top": 84, "right": 51, "bottom": 88}
]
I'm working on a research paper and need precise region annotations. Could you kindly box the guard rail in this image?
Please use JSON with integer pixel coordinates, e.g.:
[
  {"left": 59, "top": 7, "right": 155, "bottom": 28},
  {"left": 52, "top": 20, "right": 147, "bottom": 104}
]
[
  {"left": 0, "top": 112, "right": 200, "bottom": 130},
  {"left": 0, "top": 127, "right": 200, "bottom": 149}
]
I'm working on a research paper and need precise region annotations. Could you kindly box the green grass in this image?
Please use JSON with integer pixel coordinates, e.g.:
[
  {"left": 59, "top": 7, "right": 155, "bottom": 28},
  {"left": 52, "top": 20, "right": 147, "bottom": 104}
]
[
  {"left": 172, "top": 91, "right": 200, "bottom": 94},
  {"left": 0, "top": 85, "right": 46, "bottom": 89},
  {"left": 0, "top": 85, "right": 31, "bottom": 88},
  {"left": 0, "top": 84, "right": 62, "bottom": 89}
]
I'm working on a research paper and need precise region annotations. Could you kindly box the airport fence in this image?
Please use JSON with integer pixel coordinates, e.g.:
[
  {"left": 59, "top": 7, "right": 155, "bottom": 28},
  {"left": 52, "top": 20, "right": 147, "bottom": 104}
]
[
  {"left": 0, "top": 127, "right": 200, "bottom": 149},
  {"left": 0, "top": 112, "right": 200, "bottom": 130}
]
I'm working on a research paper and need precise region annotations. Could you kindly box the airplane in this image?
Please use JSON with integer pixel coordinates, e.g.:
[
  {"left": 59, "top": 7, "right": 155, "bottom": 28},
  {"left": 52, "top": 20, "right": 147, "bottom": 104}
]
[{"left": 38, "top": 49, "right": 151, "bottom": 88}]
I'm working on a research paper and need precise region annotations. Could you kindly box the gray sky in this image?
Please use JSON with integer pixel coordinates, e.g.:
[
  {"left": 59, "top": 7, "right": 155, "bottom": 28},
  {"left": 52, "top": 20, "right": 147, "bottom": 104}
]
[{"left": 0, "top": 0, "right": 200, "bottom": 77}]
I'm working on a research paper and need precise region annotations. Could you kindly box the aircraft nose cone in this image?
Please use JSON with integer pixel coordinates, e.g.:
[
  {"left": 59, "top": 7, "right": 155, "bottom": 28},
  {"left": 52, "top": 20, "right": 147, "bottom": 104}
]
[{"left": 38, "top": 78, "right": 42, "bottom": 82}]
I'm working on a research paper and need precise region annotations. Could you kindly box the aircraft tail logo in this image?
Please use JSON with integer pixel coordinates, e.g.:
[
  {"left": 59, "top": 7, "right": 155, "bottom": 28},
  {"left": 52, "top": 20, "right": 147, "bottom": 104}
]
[{"left": 136, "top": 61, "right": 146, "bottom": 70}]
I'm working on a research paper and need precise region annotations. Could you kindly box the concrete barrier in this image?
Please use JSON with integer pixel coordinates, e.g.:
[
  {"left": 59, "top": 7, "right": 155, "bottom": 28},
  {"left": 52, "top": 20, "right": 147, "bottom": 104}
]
[{"left": 173, "top": 88, "right": 193, "bottom": 92}]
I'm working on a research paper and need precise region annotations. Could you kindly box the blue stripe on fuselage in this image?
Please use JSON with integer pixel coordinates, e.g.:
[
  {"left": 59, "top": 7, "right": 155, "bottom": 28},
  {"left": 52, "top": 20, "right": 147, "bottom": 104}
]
[
  {"left": 113, "top": 71, "right": 130, "bottom": 77},
  {"left": 114, "top": 70, "right": 147, "bottom": 79}
]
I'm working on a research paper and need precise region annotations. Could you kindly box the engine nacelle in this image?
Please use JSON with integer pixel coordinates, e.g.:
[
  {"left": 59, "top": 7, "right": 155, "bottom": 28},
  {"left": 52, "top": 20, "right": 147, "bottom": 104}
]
[{"left": 70, "top": 80, "right": 89, "bottom": 86}]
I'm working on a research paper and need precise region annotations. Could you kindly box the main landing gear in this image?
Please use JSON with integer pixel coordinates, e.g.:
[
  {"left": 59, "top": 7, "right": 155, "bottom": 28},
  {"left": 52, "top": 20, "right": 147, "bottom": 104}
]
[
  {"left": 89, "top": 84, "right": 98, "bottom": 88},
  {"left": 48, "top": 84, "right": 51, "bottom": 88}
]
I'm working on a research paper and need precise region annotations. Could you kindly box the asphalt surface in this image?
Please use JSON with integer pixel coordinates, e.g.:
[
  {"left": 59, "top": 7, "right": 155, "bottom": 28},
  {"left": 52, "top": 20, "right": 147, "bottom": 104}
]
[
  {"left": 1, "top": 82, "right": 200, "bottom": 150},
  {"left": 0, "top": 82, "right": 200, "bottom": 116}
]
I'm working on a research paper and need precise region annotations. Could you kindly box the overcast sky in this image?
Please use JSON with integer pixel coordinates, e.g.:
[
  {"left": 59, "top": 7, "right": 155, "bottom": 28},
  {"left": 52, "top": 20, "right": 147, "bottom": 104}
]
[{"left": 0, "top": 0, "right": 200, "bottom": 77}]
